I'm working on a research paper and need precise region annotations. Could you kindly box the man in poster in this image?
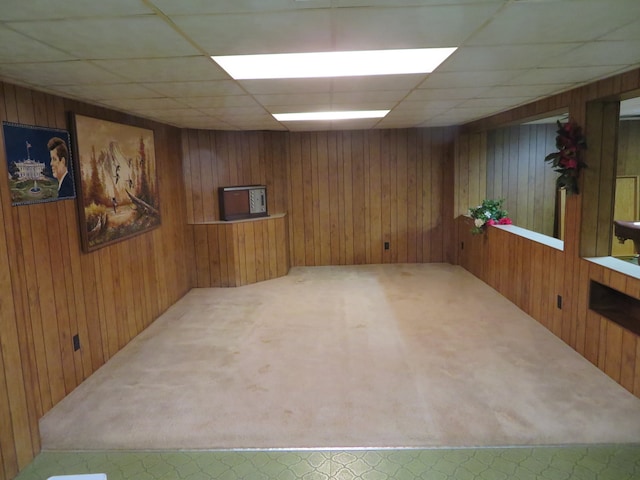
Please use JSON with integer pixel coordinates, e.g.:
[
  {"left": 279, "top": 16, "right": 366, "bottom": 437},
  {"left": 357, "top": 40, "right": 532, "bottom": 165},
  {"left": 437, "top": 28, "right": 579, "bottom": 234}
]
[{"left": 48, "top": 136, "right": 75, "bottom": 198}]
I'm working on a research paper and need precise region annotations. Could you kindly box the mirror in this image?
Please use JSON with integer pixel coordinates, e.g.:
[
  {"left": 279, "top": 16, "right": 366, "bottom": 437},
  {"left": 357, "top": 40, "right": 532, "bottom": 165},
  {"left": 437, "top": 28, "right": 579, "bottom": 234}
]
[
  {"left": 484, "top": 111, "right": 568, "bottom": 241},
  {"left": 612, "top": 96, "right": 640, "bottom": 264}
]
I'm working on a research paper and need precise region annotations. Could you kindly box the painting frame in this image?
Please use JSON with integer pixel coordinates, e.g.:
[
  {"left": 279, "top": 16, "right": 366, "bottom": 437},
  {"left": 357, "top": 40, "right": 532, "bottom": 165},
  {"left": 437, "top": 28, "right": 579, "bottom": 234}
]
[
  {"left": 2, "top": 121, "right": 76, "bottom": 206},
  {"left": 70, "top": 113, "right": 161, "bottom": 253}
]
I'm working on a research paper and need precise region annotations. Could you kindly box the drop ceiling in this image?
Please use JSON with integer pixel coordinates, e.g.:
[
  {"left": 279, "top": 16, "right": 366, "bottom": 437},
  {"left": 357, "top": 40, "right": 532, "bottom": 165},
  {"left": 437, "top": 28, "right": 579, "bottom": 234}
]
[{"left": 0, "top": 0, "right": 639, "bottom": 131}]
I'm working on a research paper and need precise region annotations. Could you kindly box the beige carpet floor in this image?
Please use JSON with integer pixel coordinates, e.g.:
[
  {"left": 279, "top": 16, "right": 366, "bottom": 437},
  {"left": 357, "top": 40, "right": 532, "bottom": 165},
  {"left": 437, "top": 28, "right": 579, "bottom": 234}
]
[{"left": 40, "top": 264, "right": 640, "bottom": 450}]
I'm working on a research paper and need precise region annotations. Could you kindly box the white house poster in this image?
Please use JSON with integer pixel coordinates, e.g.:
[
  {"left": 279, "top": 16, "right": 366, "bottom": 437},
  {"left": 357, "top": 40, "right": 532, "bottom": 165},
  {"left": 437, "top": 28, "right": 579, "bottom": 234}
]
[{"left": 2, "top": 121, "right": 75, "bottom": 206}]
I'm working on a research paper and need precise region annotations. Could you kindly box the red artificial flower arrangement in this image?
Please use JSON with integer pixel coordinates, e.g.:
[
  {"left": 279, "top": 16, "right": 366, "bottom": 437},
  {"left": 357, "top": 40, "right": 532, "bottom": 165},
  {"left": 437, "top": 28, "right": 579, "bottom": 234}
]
[
  {"left": 544, "top": 119, "right": 587, "bottom": 195},
  {"left": 468, "top": 198, "right": 512, "bottom": 234}
]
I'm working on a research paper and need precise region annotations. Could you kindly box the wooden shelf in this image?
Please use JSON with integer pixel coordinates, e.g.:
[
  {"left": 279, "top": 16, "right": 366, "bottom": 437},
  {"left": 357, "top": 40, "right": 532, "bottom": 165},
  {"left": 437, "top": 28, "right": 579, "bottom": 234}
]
[{"left": 589, "top": 280, "right": 640, "bottom": 336}]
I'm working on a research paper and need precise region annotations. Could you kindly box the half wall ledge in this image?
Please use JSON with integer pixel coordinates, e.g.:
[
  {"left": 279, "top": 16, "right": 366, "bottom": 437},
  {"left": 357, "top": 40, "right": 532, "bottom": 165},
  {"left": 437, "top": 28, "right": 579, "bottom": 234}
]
[{"left": 190, "top": 213, "right": 290, "bottom": 287}]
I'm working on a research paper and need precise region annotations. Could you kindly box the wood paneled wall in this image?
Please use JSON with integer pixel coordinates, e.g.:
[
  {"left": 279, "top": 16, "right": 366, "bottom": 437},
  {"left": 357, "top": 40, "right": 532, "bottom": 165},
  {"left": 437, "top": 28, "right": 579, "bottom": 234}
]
[
  {"left": 182, "top": 129, "right": 289, "bottom": 224},
  {"left": 455, "top": 67, "right": 640, "bottom": 397},
  {"left": 182, "top": 127, "right": 457, "bottom": 268},
  {"left": 618, "top": 120, "right": 640, "bottom": 177},
  {"left": 458, "top": 217, "right": 640, "bottom": 396},
  {"left": 192, "top": 215, "right": 289, "bottom": 287},
  {"left": 0, "top": 83, "right": 192, "bottom": 480},
  {"left": 286, "top": 129, "right": 456, "bottom": 266},
  {"left": 486, "top": 124, "right": 558, "bottom": 237}
]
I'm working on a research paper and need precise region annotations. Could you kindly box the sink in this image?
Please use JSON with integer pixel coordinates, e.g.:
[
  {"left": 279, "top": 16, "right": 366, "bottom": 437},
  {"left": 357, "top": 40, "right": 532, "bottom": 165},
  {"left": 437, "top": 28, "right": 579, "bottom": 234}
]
[{"left": 614, "top": 220, "right": 640, "bottom": 254}]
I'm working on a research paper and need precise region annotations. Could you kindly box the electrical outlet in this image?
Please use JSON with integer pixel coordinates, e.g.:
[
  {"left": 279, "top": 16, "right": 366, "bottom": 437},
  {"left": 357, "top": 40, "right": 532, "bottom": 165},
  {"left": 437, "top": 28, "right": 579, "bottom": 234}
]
[
  {"left": 73, "top": 334, "right": 80, "bottom": 351},
  {"left": 384, "top": 242, "right": 390, "bottom": 250},
  {"left": 557, "top": 295, "right": 563, "bottom": 309}
]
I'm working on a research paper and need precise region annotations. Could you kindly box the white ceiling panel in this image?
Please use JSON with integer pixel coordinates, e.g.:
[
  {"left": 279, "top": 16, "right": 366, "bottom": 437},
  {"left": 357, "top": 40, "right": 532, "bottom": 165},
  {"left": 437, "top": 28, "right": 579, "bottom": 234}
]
[
  {"left": 336, "top": 0, "right": 499, "bottom": 6},
  {"left": 540, "top": 41, "right": 640, "bottom": 68},
  {"left": 6, "top": 17, "right": 199, "bottom": 59},
  {"left": 333, "top": 4, "right": 503, "bottom": 50},
  {"left": 506, "top": 66, "right": 620, "bottom": 86},
  {"left": 440, "top": 44, "right": 582, "bottom": 72},
  {"left": 459, "top": 97, "right": 532, "bottom": 109},
  {"left": 0, "top": 0, "right": 151, "bottom": 21},
  {"left": 178, "top": 95, "right": 262, "bottom": 109},
  {"left": 330, "top": 75, "right": 425, "bottom": 92},
  {"left": 418, "top": 70, "right": 522, "bottom": 89},
  {"left": 240, "top": 78, "right": 332, "bottom": 95},
  {"left": 146, "top": 81, "right": 246, "bottom": 97},
  {"left": 0, "top": 27, "right": 74, "bottom": 63},
  {"left": 469, "top": 0, "right": 640, "bottom": 46},
  {"left": 149, "top": 0, "right": 331, "bottom": 15},
  {"left": 406, "top": 87, "right": 488, "bottom": 101},
  {"left": 92, "top": 57, "right": 228, "bottom": 83},
  {"left": 479, "top": 84, "right": 571, "bottom": 98},
  {"left": 601, "top": 19, "right": 640, "bottom": 41},
  {"left": 199, "top": 106, "right": 270, "bottom": 117},
  {"left": 47, "top": 84, "right": 162, "bottom": 101},
  {"left": 99, "top": 97, "right": 188, "bottom": 111},
  {"left": 171, "top": 11, "right": 333, "bottom": 56},
  {"left": 0, "top": 61, "right": 125, "bottom": 86},
  {"left": 393, "top": 100, "right": 464, "bottom": 112},
  {"left": 331, "top": 90, "right": 406, "bottom": 104},
  {"left": 0, "top": 1, "right": 638, "bottom": 130},
  {"left": 255, "top": 93, "right": 331, "bottom": 107}
]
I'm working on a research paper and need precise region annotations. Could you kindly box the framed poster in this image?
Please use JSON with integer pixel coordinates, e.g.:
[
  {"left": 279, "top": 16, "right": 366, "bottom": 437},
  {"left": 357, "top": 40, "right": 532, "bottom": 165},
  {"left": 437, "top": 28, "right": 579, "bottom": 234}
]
[
  {"left": 70, "top": 113, "right": 160, "bottom": 252},
  {"left": 2, "top": 121, "right": 75, "bottom": 205}
]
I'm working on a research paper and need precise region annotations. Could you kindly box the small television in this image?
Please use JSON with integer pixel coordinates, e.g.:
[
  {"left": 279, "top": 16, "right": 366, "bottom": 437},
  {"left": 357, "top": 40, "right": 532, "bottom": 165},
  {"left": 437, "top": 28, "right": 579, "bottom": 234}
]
[{"left": 219, "top": 185, "right": 268, "bottom": 221}]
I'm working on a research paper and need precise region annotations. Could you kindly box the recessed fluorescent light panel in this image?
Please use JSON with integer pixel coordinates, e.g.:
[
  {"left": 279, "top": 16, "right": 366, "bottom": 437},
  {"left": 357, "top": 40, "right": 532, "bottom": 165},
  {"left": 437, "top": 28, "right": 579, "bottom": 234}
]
[
  {"left": 212, "top": 48, "right": 457, "bottom": 80},
  {"left": 273, "top": 110, "right": 390, "bottom": 122}
]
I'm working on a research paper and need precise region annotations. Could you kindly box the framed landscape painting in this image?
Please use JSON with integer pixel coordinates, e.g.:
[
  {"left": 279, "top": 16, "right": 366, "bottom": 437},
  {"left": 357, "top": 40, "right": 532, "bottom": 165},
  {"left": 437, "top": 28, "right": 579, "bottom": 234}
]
[
  {"left": 2, "top": 121, "right": 75, "bottom": 205},
  {"left": 70, "top": 114, "right": 161, "bottom": 252}
]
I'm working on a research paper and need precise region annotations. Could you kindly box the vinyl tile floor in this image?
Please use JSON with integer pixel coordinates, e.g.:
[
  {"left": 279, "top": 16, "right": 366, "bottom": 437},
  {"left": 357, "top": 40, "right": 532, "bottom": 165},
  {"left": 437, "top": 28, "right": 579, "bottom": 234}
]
[{"left": 15, "top": 445, "right": 640, "bottom": 480}]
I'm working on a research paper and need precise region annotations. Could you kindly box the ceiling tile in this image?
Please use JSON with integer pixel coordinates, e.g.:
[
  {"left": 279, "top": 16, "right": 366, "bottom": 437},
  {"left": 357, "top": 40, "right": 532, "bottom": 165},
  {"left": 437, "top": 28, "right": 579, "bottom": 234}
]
[
  {"left": 601, "top": 19, "right": 640, "bottom": 41},
  {"left": 540, "top": 41, "right": 640, "bottom": 68},
  {"left": 146, "top": 80, "right": 246, "bottom": 97},
  {"left": 150, "top": 0, "right": 330, "bottom": 15},
  {"left": 255, "top": 93, "right": 331, "bottom": 107},
  {"left": 418, "top": 70, "right": 522, "bottom": 89},
  {"left": 393, "top": 100, "right": 463, "bottom": 112},
  {"left": 99, "top": 97, "right": 188, "bottom": 111},
  {"left": 92, "top": 57, "right": 228, "bottom": 83},
  {"left": 172, "top": 10, "right": 333, "bottom": 55},
  {"left": 0, "top": 61, "right": 125, "bottom": 86},
  {"left": 0, "top": 0, "right": 151, "bottom": 20},
  {"left": 330, "top": 74, "right": 425, "bottom": 92},
  {"left": 199, "top": 106, "right": 270, "bottom": 117},
  {"left": 240, "top": 78, "right": 331, "bottom": 95},
  {"left": 440, "top": 44, "right": 581, "bottom": 72},
  {"left": 458, "top": 97, "right": 531, "bottom": 109},
  {"left": 333, "top": 3, "right": 503, "bottom": 50},
  {"left": 336, "top": 0, "right": 500, "bottom": 6},
  {"left": 136, "top": 108, "right": 210, "bottom": 119},
  {"left": 0, "top": 26, "right": 74, "bottom": 63},
  {"left": 47, "top": 83, "right": 162, "bottom": 100},
  {"left": 0, "top": 0, "right": 637, "bottom": 131},
  {"left": 331, "top": 90, "right": 406, "bottom": 103},
  {"left": 178, "top": 95, "right": 261, "bottom": 108},
  {"left": 7, "top": 16, "right": 198, "bottom": 59},
  {"left": 507, "top": 66, "right": 621, "bottom": 86},
  {"left": 469, "top": 0, "right": 640, "bottom": 45},
  {"left": 478, "top": 84, "right": 571, "bottom": 98},
  {"left": 406, "top": 87, "right": 488, "bottom": 101},
  {"left": 179, "top": 118, "right": 239, "bottom": 130}
]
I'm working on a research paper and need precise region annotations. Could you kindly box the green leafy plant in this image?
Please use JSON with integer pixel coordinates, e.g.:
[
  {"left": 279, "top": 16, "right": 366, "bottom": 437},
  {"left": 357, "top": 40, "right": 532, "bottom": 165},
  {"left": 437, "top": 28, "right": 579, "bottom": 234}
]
[
  {"left": 544, "top": 119, "right": 587, "bottom": 195},
  {"left": 468, "top": 198, "right": 512, "bottom": 234}
]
